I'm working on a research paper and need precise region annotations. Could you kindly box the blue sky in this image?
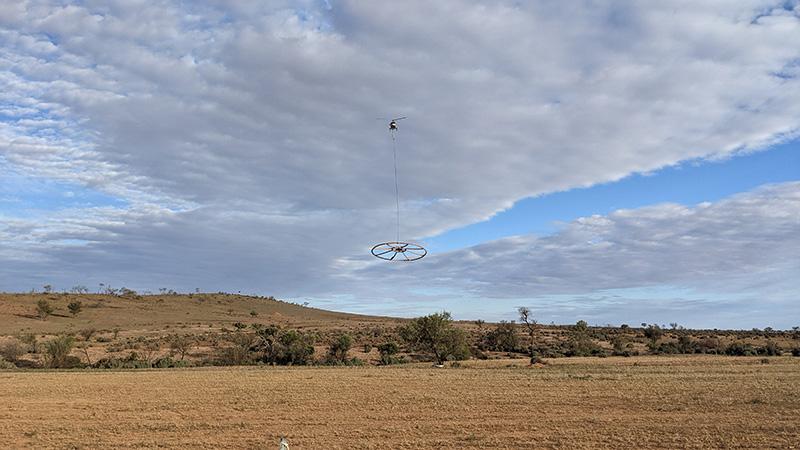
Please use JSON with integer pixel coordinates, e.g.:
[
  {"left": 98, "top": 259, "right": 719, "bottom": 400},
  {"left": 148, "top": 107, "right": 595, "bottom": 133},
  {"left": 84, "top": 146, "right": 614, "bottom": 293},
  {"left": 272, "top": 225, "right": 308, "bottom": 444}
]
[
  {"left": 0, "top": 158, "right": 126, "bottom": 218},
  {"left": 426, "top": 139, "right": 800, "bottom": 252}
]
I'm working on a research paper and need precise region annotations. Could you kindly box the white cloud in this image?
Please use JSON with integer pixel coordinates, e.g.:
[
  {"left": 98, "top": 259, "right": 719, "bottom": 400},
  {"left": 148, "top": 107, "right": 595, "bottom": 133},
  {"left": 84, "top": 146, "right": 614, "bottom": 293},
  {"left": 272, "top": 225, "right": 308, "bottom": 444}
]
[{"left": 0, "top": 1, "right": 798, "bottom": 325}]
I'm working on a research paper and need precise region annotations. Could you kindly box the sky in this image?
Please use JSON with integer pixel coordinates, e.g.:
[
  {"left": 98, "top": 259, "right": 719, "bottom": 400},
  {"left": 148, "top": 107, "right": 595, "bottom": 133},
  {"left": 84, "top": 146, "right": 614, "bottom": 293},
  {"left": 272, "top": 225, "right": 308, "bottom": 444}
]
[{"left": 0, "top": 0, "right": 798, "bottom": 329}]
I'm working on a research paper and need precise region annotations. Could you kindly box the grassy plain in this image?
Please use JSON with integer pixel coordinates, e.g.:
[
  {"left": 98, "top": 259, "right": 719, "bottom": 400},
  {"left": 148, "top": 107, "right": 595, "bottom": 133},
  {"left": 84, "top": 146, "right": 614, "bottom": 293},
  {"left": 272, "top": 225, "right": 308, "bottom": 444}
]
[{"left": 2, "top": 356, "right": 798, "bottom": 449}]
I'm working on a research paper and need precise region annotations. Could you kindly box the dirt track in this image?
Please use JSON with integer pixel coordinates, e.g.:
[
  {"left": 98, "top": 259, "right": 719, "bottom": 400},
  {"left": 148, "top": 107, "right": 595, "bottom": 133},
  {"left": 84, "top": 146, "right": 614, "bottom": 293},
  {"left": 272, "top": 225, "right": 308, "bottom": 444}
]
[{"left": 2, "top": 356, "right": 798, "bottom": 449}]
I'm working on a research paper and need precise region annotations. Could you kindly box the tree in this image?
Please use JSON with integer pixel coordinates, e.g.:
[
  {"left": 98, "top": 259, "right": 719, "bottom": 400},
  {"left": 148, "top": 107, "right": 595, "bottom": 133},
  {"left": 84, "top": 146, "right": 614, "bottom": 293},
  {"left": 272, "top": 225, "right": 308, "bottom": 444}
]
[
  {"left": 42, "top": 284, "right": 53, "bottom": 293},
  {"left": 399, "top": 312, "right": 469, "bottom": 365},
  {"left": 70, "top": 285, "right": 89, "bottom": 294},
  {"left": 518, "top": 307, "right": 538, "bottom": 363},
  {"left": 68, "top": 300, "right": 83, "bottom": 317},
  {"left": 36, "top": 299, "right": 54, "bottom": 320}
]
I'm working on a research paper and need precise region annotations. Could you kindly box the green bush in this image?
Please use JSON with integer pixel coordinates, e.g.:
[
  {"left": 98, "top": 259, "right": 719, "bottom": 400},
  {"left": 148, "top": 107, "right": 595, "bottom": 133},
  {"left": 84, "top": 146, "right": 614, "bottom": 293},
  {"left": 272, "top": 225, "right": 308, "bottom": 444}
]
[
  {"left": 326, "top": 334, "right": 353, "bottom": 364},
  {"left": 643, "top": 324, "right": 663, "bottom": 351},
  {"left": 153, "top": 356, "right": 190, "bottom": 368},
  {"left": 276, "top": 330, "right": 315, "bottom": 365},
  {"left": 68, "top": 300, "right": 83, "bottom": 317},
  {"left": 483, "top": 321, "right": 520, "bottom": 352},
  {"left": 378, "top": 341, "right": 403, "bottom": 365},
  {"left": 36, "top": 299, "right": 54, "bottom": 319},
  {"left": 43, "top": 335, "right": 76, "bottom": 368},
  {"left": 93, "top": 352, "right": 151, "bottom": 369},
  {"left": 0, "top": 357, "right": 16, "bottom": 369},
  {"left": 759, "top": 341, "right": 782, "bottom": 356},
  {"left": 399, "top": 312, "right": 469, "bottom": 365},
  {"left": 566, "top": 321, "right": 603, "bottom": 356},
  {"left": 725, "top": 342, "right": 757, "bottom": 356}
]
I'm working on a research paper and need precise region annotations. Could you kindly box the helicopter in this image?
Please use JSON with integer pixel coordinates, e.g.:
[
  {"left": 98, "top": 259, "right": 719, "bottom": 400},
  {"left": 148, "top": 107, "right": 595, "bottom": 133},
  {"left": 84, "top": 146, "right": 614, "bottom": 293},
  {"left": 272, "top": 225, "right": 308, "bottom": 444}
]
[{"left": 377, "top": 116, "right": 407, "bottom": 131}]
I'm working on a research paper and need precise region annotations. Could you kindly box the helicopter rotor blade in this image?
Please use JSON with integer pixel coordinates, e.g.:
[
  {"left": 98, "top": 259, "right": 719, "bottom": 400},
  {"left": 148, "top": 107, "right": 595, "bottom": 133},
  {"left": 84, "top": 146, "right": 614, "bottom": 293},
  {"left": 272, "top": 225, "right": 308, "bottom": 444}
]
[{"left": 392, "top": 116, "right": 407, "bottom": 121}]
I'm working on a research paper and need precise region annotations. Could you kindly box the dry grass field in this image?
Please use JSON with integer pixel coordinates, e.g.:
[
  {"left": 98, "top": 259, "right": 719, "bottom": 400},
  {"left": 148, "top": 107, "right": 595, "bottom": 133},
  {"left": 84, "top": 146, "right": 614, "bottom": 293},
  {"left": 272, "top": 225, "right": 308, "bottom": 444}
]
[{"left": 2, "top": 356, "right": 798, "bottom": 449}]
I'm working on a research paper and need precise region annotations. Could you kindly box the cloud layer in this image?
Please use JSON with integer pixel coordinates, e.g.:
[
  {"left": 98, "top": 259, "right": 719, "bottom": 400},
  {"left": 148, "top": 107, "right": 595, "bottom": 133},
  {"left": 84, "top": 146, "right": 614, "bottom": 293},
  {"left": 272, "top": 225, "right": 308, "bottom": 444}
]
[{"left": 1, "top": 1, "right": 799, "bottom": 326}]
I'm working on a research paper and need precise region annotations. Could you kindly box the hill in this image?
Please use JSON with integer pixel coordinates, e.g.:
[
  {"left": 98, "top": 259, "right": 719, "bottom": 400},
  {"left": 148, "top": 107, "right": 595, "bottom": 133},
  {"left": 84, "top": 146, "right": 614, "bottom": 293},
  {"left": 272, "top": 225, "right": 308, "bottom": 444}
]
[
  {"left": 0, "top": 292, "right": 397, "bottom": 336},
  {"left": 1, "top": 292, "right": 797, "bottom": 368}
]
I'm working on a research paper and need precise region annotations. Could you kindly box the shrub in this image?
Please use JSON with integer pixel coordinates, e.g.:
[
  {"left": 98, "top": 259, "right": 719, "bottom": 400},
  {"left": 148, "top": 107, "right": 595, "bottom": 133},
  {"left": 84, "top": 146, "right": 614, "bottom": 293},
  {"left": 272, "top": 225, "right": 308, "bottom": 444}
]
[
  {"left": 378, "top": 341, "right": 401, "bottom": 365},
  {"left": 791, "top": 348, "right": 800, "bottom": 357},
  {"left": 276, "top": 330, "right": 315, "bottom": 365},
  {"left": 93, "top": 352, "right": 151, "bottom": 369},
  {"left": 218, "top": 332, "right": 254, "bottom": 366},
  {"left": 611, "top": 336, "right": 631, "bottom": 357},
  {"left": 78, "top": 328, "right": 96, "bottom": 342},
  {"left": 153, "top": 356, "right": 190, "bottom": 368},
  {"left": 725, "top": 342, "right": 757, "bottom": 356},
  {"left": 326, "top": 334, "right": 353, "bottom": 364},
  {"left": 169, "top": 335, "right": 194, "bottom": 360},
  {"left": 399, "top": 312, "right": 470, "bottom": 365},
  {"left": 759, "top": 341, "right": 782, "bottom": 356},
  {"left": 43, "top": 335, "right": 77, "bottom": 368},
  {"left": 68, "top": 300, "right": 83, "bottom": 317},
  {"left": 0, "top": 340, "right": 25, "bottom": 362},
  {"left": 643, "top": 324, "right": 663, "bottom": 351},
  {"left": 483, "top": 321, "right": 519, "bottom": 352},
  {"left": 0, "top": 357, "right": 16, "bottom": 369},
  {"left": 566, "top": 320, "right": 602, "bottom": 357},
  {"left": 36, "top": 299, "right": 54, "bottom": 319},
  {"left": 696, "top": 337, "right": 723, "bottom": 354}
]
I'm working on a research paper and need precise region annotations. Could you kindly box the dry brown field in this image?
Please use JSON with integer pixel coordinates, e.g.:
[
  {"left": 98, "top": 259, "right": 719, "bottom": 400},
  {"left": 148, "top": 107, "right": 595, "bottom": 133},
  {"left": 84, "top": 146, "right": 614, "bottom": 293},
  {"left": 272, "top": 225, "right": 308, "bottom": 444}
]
[{"left": 1, "top": 355, "right": 798, "bottom": 449}]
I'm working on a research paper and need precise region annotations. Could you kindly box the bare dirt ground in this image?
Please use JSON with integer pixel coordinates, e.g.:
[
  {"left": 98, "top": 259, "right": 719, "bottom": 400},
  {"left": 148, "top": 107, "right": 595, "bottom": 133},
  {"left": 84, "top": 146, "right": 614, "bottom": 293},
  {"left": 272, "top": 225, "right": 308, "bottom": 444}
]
[{"left": 2, "top": 356, "right": 798, "bottom": 449}]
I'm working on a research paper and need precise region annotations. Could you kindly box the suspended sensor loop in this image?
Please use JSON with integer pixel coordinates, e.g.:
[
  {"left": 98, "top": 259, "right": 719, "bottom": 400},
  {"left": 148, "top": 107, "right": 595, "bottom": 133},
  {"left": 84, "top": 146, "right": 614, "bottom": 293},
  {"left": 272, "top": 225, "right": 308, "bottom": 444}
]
[
  {"left": 371, "top": 117, "right": 427, "bottom": 261},
  {"left": 371, "top": 242, "right": 427, "bottom": 261}
]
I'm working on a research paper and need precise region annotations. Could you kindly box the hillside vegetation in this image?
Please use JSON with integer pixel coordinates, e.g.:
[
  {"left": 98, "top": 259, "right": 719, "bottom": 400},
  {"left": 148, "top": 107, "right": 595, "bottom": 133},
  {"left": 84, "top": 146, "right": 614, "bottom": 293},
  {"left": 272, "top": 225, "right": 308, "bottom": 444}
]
[{"left": 1, "top": 293, "right": 797, "bottom": 369}]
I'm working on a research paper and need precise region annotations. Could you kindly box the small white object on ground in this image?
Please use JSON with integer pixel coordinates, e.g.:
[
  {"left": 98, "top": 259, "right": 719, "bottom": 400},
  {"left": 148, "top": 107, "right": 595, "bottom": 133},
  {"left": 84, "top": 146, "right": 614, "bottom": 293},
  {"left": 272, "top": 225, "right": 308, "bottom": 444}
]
[{"left": 279, "top": 436, "right": 289, "bottom": 450}]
